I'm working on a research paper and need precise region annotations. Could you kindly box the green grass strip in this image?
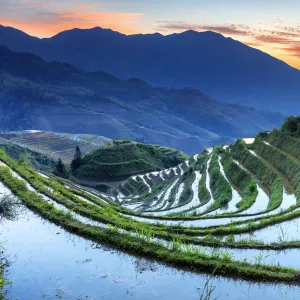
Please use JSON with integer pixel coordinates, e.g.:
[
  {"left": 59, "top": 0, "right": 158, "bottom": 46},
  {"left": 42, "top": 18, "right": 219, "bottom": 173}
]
[
  {"left": 231, "top": 139, "right": 283, "bottom": 210},
  {"left": 2, "top": 148, "right": 300, "bottom": 240},
  {"left": 254, "top": 137, "right": 300, "bottom": 201},
  {"left": 221, "top": 151, "right": 258, "bottom": 211},
  {"left": 209, "top": 150, "right": 232, "bottom": 208},
  {"left": 0, "top": 165, "right": 299, "bottom": 284}
]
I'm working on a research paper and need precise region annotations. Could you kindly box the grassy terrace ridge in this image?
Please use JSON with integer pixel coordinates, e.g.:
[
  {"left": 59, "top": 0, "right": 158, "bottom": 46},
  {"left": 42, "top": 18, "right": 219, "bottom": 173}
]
[
  {"left": 208, "top": 149, "right": 232, "bottom": 209},
  {"left": 4, "top": 146, "right": 300, "bottom": 256},
  {"left": 230, "top": 139, "right": 283, "bottom": 210},
  {"left": 267, "top": 129, "right": 300, "bottom": 161},
  {"left": 3, "top": 145, "right": 298, "bottom": 240},
  {"left": 198, "top": 171, "right": 210, "bottom": 205},
  {"left": 5, "top": 121, "right": 300, "bottom": 284},
  {"left": 76, "top": 139, "right": 188, "bottom": 181},
  {"left": 3, "top": 146, "right": 300, "bottom": 243},
  {"left": 0, "top": 163, "right": 299, "bottom": 283},
  {"left": 253, "top": 137, "right": 300, "bottom": 200},
  {"left": 221, "top": 151, "right": 258, "bottom": 211},
  {"left": 62, "top": 152, "right": 300, "bottom": 228}
]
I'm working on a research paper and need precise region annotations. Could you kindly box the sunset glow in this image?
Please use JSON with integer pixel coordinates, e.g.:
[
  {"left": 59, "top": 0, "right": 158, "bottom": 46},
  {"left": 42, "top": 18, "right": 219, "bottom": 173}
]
[{"left": 1, "top": 0, "right": 299, "bottom": 69}]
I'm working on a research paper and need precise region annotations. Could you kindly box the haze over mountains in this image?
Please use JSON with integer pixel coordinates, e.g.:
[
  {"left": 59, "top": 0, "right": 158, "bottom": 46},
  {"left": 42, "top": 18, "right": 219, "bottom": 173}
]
[
  {"left": 0, "top": 45, "right": 283, "bottom": 154},
  {"left": 0, "top": 25, "right": 299, "bottom": 114}
]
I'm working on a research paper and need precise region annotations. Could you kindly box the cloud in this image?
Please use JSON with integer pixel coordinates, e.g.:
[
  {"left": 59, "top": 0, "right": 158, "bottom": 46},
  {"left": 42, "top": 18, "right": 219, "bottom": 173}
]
[
  {"left": 245, "top": 41, "right": 263, "bottom": 47},
  {"left": 254, "top": 35, "right": 292, "bottom": 44},
  {"left": 281, "top": 45, "right": 300, "bottom": 58},
  {"left": 156, "top": 20, "right": 300, "bottom": 68},
  {"left": 157, "top": 20, "right": 300, "bottom": 41},
  {"left": 156, "top": 21, "right": 249, "bottom": 36}
]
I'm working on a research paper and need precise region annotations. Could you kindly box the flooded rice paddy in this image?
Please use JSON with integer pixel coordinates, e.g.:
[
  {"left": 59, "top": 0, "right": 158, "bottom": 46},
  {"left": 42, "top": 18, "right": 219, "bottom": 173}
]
[{"left": 2, "top": 207, "right": 300, "bottom": 300}]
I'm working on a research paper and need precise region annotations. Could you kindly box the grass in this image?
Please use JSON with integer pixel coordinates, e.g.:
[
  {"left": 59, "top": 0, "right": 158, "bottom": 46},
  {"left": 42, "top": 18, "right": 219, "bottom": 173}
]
[
  {"left": 253, "top": 137, "right": 300, "bottom": 201},
  {"left": 4, "top": 127, "right": 300, "bottom": 286},
  {"left": 7, "top": 160, "right": 299, "bottom": 240},
  {"left": 177, "top": 169, "right": 196, "bottom": 206},
  {"left": 0, "top": 253, "right": 9, "bottom": 300},
  {"left": 76, "top": 140, "right": 188, "bottom": 181},
  {"left": 0, "top": 150, "right": 296, "bottom": 241},
  {"left": 0, "top": 140, "right": 55, "bottom": 172},
  {"left": 267, "top": 129, "right": 300, "bottom": 161},
  {"left": 3, "top": 146, "right": 300, "bottom": 284},
  {"left": 208, "top": 150, "right": 232, "bottom": 209},
  {"left": 221, "top": 151, "right": 258, "bottom": 211},
  {"left": 230, "top": 139, "right": 283, "bottom": 210},
  {"left": 0, "top": 194, "right": 17, "bottom": 299},
  {"left": 0, "top": 195, "right": 20, "bottom": 221},
  {"left": 198, "top": 162, "right": 211, "bottom": 205},
  {"left": 0, "top": 165, "right": 299, "bottom": 283}
]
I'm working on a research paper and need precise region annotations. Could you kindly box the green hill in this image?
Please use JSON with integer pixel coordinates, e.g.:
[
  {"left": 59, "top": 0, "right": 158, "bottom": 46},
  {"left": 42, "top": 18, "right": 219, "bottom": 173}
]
[{"left": 76, "top": 140, "right": 188, "bottom": 181}]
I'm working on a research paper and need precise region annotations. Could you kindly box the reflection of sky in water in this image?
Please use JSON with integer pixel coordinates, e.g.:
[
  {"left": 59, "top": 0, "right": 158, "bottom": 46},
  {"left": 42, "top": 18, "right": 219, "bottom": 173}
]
[
  {"left": 2, "top": 208, "right": 300, "bottom": 300},
  {"left": 235, "top": 215, "right": 300, "bottom": 244}
]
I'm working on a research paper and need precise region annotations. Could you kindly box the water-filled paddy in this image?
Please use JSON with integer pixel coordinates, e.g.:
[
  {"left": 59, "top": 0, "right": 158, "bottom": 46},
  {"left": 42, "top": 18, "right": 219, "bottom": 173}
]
[{"left": 2, "top": 207, "right": 300, "bottom": 300}]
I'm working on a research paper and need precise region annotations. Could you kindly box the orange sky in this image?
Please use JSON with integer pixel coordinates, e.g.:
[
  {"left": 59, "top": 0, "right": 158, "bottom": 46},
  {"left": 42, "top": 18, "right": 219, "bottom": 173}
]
[{"left": 0, "top": 4, "right": 144, "bottom": 37}]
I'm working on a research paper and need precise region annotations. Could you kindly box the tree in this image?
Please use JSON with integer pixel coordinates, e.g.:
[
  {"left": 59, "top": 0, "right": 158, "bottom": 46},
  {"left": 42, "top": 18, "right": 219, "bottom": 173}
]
[
  {"left": 54, "top": 158, "right": 67, "bottom": 178},
  {"left": 71, "top": 146, "right": 82, "bottom": 173},
  {"left": 281, "top": 116, "right": 300, "bottom": 137}
]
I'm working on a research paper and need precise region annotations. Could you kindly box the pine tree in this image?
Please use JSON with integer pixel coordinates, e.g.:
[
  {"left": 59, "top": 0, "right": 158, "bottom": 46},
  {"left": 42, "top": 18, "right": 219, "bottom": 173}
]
[
  {"left": 54, "top": 158, "right": 67, "bottom": 178},
  {"left": 71, "top": 146, "right": 82, "bottom": 172}
]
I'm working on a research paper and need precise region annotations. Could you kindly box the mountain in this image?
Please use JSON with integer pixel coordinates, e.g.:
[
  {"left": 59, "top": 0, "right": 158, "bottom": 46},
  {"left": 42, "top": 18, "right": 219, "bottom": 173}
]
[
  {"left": 0, "top": 46, "right": 283, "bottom": 154},
  {"left": 0, "top": 25, "right": 299, "bottom": 114}
]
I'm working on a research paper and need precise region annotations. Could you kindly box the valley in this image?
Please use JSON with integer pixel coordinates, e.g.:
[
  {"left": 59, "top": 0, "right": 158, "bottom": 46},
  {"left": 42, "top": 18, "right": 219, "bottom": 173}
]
[{"left": 0, "top": 45, "right": 283, "bottom": 155}]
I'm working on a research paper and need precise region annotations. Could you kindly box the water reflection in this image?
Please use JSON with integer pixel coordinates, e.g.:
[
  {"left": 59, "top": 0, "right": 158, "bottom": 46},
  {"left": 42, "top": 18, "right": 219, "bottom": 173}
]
[{"left": 1, "top": 207, "right": 300, "bottom": 299}]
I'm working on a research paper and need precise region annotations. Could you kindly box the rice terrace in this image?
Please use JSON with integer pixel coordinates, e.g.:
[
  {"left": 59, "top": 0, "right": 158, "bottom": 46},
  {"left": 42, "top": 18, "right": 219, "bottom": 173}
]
[
  {"left": 2, "top": 117, "right": 300, "bottom": 298},
  {"left": 1, "top": 1, "right": 300, "bottom": 298}
]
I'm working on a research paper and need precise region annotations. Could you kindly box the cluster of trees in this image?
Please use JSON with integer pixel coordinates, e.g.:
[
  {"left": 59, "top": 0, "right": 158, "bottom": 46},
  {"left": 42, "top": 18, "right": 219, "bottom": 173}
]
[
  {"left": 54, "top": 146, "right": 82, "bottom": 178},
  {"left": 281, "top": 116, "right": 300, "bottom": 138}
]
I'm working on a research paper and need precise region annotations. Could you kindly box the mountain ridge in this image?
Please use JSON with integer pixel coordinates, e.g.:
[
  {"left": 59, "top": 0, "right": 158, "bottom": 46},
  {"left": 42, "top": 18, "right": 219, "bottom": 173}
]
[
  {"left": 1, "top": 24, "right": 299, "bottom": 113},
  {"left": 0, "top": 45, "right": 283, "bottom": 154}
]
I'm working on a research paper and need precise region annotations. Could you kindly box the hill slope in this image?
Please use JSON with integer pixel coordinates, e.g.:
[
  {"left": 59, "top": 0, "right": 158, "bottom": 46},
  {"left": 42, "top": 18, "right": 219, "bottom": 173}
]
[
  {"left": 0, "top": 46, "right": 283, "bottom": 154},
  {"left": 76, "top": 139, "right": 188, "bottom": 181},
  {"left": 0, "top": 139, "right": 55, "bottom": 172},
  {"left": 0, "top": 131, "right": 110, "bottom": 164},
  {"left": 1, "top": 25, "right": 300, "bottom": 113}
]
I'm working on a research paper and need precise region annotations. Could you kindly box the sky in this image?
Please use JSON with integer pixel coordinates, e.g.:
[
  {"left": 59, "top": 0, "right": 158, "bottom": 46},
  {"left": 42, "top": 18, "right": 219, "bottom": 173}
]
[{"left": 1, "top": 0, "right": 300, "bottom": 69}]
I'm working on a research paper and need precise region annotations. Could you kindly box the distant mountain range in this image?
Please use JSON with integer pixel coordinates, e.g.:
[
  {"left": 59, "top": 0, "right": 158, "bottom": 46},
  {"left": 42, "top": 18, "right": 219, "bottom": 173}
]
[
  {"left": 0, "top": 45, "right": 283, "bottom": 154},
  {"left": 0, "top": 25, "right": 299, "bottom": 114}
]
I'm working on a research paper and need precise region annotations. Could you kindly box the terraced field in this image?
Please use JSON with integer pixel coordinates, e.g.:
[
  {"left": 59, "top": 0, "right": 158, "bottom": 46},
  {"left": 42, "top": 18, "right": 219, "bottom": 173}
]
[
  {"left": 2, "top": 128, "right": 300, "bottom": 285},
  {"left": 0, "top": 131, "right": 111, "bottom": 163}
]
